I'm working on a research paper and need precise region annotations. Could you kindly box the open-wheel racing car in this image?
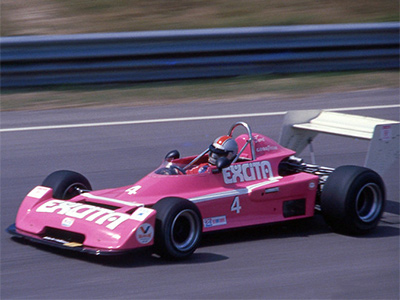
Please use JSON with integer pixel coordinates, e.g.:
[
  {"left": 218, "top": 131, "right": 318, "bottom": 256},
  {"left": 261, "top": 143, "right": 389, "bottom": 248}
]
[{"left": 7, "top": 118, "right": 389, "bottom": 260}]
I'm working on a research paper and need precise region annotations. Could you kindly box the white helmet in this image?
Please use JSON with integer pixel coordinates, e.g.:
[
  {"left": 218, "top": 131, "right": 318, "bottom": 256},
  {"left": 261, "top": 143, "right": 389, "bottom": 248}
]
[{"left": 208, "top": 135, "right": 238, "bottom": 165}]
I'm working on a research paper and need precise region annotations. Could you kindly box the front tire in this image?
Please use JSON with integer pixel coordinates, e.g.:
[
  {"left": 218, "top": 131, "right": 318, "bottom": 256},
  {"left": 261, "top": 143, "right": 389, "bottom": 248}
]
[
  {"left": 153, "top": 197, "right": 202, "bottom": 260},
  {"left": 42, "top": 170, "right": 92, "bottom": 200},
  {"left": 321, "top": 165, "right": 385, "bottom": 235}
]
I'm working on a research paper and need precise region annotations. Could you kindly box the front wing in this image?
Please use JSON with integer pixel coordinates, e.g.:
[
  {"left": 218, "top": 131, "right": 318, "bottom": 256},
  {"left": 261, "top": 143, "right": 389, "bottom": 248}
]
[{"left": 6, "top": 224, "right": 143, "bottom": 256}]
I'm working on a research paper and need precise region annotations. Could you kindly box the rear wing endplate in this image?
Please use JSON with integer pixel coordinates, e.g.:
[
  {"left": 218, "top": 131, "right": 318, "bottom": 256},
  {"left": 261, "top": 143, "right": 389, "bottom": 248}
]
[{"left": 279, "top": 110, "right": 399, "bottom": 177}]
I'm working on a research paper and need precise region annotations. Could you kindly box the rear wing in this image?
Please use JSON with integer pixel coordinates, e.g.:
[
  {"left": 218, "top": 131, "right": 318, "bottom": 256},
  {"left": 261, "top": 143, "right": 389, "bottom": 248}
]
[{"left": 279, "top": 110, "right": 399, "bottom": 178}]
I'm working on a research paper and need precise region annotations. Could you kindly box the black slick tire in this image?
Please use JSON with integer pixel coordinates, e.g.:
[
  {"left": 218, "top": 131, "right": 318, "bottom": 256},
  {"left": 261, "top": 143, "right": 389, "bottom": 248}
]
[
  {"left": 321, "top": 165, "right": 385, "bottom": 235},
  {"left": 42, "top": 170, "right": 92, "bottom": 200},
  {"left": 153, "top": 197, "right": 202, "bottom": 260}
]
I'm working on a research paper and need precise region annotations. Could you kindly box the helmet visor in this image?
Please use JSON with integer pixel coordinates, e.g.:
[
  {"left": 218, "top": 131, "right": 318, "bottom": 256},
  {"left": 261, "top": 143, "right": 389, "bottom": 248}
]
[{"left": 209, "top": 144, "right": 232, "bottom": 157}]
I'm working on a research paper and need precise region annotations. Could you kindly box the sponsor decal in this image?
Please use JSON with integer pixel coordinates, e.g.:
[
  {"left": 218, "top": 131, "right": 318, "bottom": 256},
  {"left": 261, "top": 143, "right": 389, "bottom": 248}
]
[
  {"left": 63, "top": 242, "right": 83, "bottom": 248},
  {"left": 253, "top": 135, "right": 278, "bottom": 152},
  {"left": 256, "top": 145, "right": 278, "bottom": 152},
  {"left": 381, "top": 125, "right": 392, "bottom": 142},
  {"left": 131, "top": 207, "right": 154, "bottom": 222},
  {"left": 36, "top": 200, "right": 133, "bottom": 230},
  {"left": 222, "top": 160, "right": 273, "bottom": 184},
  {"left": 27, "top": 186, "right": 51, "bottom": 199},
  {"left": 309, "top": 181, "right": 316, "bottom": 190},
  {"left": 203, "top": 216, "right": 227, "bottom": 228},
  {"left": 61, "top": 217, "right": 75, "bottom": 228},
  {"left": 136, "top": 223, "right": 154, "bottom": 244}
]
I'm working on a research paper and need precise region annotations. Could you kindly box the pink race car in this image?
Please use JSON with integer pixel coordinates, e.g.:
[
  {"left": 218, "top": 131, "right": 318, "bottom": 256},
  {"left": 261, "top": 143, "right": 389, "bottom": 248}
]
[{"left": 7, "top": 121, "right": 385, "bottom": 259}]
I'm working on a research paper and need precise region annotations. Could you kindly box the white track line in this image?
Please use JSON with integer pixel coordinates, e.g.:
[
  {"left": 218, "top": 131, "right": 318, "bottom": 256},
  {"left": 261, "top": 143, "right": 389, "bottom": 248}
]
[{"left": 1, "top": 104, "right": 399, "bottom": 133}]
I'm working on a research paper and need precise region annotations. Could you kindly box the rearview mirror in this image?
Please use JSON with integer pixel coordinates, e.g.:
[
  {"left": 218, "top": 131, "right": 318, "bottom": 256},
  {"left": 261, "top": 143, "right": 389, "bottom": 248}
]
[{"left": 165, "top": 150, "right": 180, "bottom": 162}]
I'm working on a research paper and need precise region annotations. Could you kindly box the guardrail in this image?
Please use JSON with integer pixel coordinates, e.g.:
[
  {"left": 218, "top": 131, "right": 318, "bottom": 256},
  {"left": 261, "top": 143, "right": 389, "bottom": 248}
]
[{"left": 1, "top": 22, "right": 399, "bottom": 88}]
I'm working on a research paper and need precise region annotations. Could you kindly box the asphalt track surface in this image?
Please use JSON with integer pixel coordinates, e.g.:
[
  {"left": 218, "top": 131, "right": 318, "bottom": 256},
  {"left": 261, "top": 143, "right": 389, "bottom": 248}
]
[{"left": 1, "top": 88, "right": 399, "bottom": 299}]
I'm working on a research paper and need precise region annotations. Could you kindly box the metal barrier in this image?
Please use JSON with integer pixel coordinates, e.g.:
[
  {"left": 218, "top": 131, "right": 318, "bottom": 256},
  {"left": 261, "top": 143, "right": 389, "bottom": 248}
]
[{"left": 1, "top": 22, "right": 399, "bottom": 88}]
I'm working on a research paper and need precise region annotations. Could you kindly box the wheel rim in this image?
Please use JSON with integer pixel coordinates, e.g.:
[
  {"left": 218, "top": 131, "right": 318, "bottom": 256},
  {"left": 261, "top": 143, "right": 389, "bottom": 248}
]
[
  {"left": 170, "top": 209, "right": 200, "bottom": 252},
  {"left": 355, "top": 183, "right": 383, "bottom": 222},
  {"left": 62, "top": 183, "right": 87, "bottom": 199}
]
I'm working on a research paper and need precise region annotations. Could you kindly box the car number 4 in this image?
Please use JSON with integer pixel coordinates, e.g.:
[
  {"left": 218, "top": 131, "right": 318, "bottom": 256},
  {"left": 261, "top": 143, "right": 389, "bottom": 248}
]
[{"left": 231, "top": 196, "right": 242, "bottom": 214}]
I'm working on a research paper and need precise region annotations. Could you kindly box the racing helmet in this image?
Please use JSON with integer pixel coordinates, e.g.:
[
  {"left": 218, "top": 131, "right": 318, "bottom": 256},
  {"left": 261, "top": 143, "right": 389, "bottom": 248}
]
[{"left": 208, "top": 135, "right": 238, "bottom": 165}]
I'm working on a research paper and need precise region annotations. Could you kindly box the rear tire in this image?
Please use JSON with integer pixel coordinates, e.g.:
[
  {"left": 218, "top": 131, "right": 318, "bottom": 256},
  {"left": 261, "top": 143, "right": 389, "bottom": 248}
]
[
  {"left": 42, "top": 170, "right": 92, "bottom": 200},
  {"left": 153, "top": 197, "right": 202, "bottom": 260},
  {"left": 321, "top": 165, "right": 385, "bottom": 235}
]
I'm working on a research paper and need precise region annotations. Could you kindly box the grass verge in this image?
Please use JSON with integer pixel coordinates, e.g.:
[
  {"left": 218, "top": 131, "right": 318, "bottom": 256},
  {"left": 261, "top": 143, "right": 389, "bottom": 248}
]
[
  {"left": 1, "top": 71, "right": 398, "bottom": 111},
  {"left": 2, "top": 0, "right": 398, "bottom": 36}
]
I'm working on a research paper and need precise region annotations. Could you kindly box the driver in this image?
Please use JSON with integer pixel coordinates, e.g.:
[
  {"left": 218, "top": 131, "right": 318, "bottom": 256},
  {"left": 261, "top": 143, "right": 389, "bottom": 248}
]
[{"left": 187, "top": 135, "right": 238, "bottom": 174}]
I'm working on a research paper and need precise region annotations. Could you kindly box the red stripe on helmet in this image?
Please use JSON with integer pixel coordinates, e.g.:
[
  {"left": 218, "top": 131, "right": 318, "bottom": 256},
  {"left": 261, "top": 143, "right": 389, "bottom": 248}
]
[{"left": 215, "top": 135, "right": 231, "bottom": 146}]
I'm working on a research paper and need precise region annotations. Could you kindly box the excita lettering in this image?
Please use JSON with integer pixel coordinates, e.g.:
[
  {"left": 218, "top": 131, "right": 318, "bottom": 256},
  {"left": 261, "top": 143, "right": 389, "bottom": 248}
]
[
  {"left": 36, "top": 200, "right": 130, "bottom": 230},
  {"left": 222, "top": 160, "right": 273, "bottom": 184}
]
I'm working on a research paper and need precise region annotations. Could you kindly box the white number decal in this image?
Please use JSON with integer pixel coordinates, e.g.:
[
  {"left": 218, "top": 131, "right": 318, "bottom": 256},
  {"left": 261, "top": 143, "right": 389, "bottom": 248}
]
[
  {"left": 231, "top": 196, "right": 242, "bottom": 214},
  {"left": 125, "top": 185, "right": 142, "bottom": 195}
]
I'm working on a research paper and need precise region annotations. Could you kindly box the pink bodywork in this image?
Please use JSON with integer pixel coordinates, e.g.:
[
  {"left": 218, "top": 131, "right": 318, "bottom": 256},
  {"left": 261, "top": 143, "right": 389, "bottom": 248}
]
[{"left": 14, "top": 133, "right": 319, "bottom": 253}]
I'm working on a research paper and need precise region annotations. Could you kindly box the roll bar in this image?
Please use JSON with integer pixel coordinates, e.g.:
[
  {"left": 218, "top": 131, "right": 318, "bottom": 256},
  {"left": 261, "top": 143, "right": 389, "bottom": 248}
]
[{"left": 228, "top": 122, "right": 256, "bottom": 162}]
